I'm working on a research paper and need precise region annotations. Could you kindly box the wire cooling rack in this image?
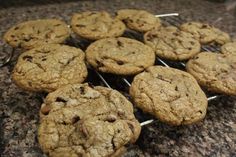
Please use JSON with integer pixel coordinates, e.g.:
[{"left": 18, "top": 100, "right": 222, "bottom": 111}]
[
  {"left": 0, "top": 13, "right": 222, "bottom": 126},
  {"left": 86, "top": 13, "right": 222, "bottom": 126}
]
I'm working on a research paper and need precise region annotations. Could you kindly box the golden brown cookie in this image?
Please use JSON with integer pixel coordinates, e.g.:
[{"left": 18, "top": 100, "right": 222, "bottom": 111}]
[
  {"left": 4, "top": 19, "right": 70, "bottom": 50},
  {"left": 12, "top": 44, "right": 87, "bottom": 92},
  {"left": 186, "top": 52, "right": 236, "bottom": 95},
  {"left": 221, "top": 42, "right": 236, "bottom": 55},
  {"left": 86, "top": 37, "right": 155, "bottom": 75},
  {"left": 38, "top": 83, "right": 141, "bottom": 157},
  {"left": 116, "top": 9, "right": 161, "bottom": 32},
  {"left": 71, "top": 11, "right": 126, "bottom": 40},
  {"left": 144, "top": 26, "right": 201, "bottom": 61},
  {"left": 130, "top": 66, "right": 208, "bottom": 126},
  {"left": 180, "top": 22, "right": 230, "bottom": 45}
]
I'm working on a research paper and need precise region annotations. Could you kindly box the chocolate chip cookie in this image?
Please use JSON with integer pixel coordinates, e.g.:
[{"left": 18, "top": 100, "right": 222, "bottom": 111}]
[
  {"left": 221, "top": 42, "right": 236, "bottom": 55},
  {"left": 86, "top": 37, "right": 155, "bottom": 75},
  {"left": 38, "top": 83, "right": 141, "bottom": 157},
  {"left": 12, "top": 44, "right": 87, "bottom": 92},
  {"left": 130, "top": 66, "right": 208, "bottom": 126},
  {"left": 186, "top": 52, "right": 236, "bottom": 95},
  {"left": 180, "top": 22, "right": 230, "bottom": 45},
  {"left": 4, "top": 19, "right": 70, "bottom": 50},
  {"left": 144, "top": 26, "right": 201, "bottom": 61},
  {"left": 71, "top": 11, "right": 126, "bottom": 40},
  {"left": 116, "top": 9, "right": 161, "bottom": 32}
]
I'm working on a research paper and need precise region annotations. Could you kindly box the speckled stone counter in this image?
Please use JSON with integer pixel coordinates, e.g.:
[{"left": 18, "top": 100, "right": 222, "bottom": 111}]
[{"left": 0, "top": 0, "right": 236, "bottom": 157}]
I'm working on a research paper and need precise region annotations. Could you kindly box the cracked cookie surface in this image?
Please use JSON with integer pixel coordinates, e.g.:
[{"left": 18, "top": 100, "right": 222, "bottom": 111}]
[
  {"left": 86, "top": 37, "right": 155, "bottom": 75},
  {"left": 12, "top": 44, "right": 87, "bottom": 92},
  {"left": 71, "top": 11, "right": 126, "bottom": 40},
  {"left": 186, "top": 52, "right": 236, "bottom": 95},
  {"left": 38, "top": 83, "right": 141, "bottom": 157},
  {"left": 221, "top": 42, "right": 236, "bottom": 55},
  {"left": 116, "top": 9, "right": 161, "bottom": 32},
  {"left": 144, "top": 26, "right": 201, "bottom": 61},
  {"left": 180, "top": 22, "right": 230, "bottom": 45},
  {"left": 129, "top": 66, "right": 207, "bottom": 126},
  {"left": 4, "top": 19, "right": 70, "bottom": 50}
]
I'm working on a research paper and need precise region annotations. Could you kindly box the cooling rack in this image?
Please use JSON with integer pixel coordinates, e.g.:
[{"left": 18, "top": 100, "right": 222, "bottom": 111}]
[
  {"left": 0, "top": 13, "right": 222, "bottom": 126},
  {"left": 85, "top": 13, "right": 222, "bottom": 126}
]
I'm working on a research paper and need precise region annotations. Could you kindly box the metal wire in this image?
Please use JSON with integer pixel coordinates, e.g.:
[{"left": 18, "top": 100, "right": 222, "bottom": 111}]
[{"left": 0, "top": 45, "right": 14, "bottom": 67}]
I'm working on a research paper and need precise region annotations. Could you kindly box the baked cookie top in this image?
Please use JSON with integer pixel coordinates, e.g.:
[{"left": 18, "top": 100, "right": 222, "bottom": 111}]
[
  {"left": 4, "top": 19, "right": 70, "bottom": 50},
  {"left": 86, "top": 37, "right": 155, "bottom": 75},
  {"left": 38, "top": 83, "right": 141, "bottom": 157},
  {"left": 12, "top": 44, "right": 87, "bottom": 92},
  {"left": 221, "top": 42, "right": 236, "bottom": 55},
  {"left": 129, "top": 66, "right": 208, "bottom": 126},
  {"left": 186, "top": 52, "right": 236, "bottom": 95},
  {"left": 71, "top": 11, "right": 126, "bottom": 40},
  {"left": 144, "top": 26, "right": 201, "bottom": 61},
  {"left": 180, "top": 22, "right": 230, "bottom": 45},
  {"left": 116, "top": 9, "right": 161, "bottom": 32}
]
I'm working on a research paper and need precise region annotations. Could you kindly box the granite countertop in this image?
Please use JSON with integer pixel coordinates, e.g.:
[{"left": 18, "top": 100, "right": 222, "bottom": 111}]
[{"left": 0, "top": 0, "right": 236, "bottom": 157}]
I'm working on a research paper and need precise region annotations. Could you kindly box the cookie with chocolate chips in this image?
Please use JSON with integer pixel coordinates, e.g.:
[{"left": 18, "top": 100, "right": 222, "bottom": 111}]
[
  {"left": 144, "top": 26, "right": 201, "bottom": 61},
  {"left": 130, "top": 66, "right": 208, "bottom": 126},
  {"left": 71, "top": 11, "right": 126, "bottom": 40},
  {"left": 116, "top": 9, "right": 161, "bottom": 32},
  {"left": 4, "top": 19, "right": 70, "bottom": 50},
  {"left": 12, "top": 44, "right": 87, "bottom": 92},
  {"left": 221, "top": 42, "right": 236, "bottom": 55},
  {"left": 186, "top": 52, "right": 236, "bottom": 95},
  {"left": 86, "top": 37, "right": 155, "bottom": 75},
  {"left": 180, "top": 22, "right": 230, "bottom": 45},
  {"left": 38, "top": 83, "right": 141, "bottom": 157}
]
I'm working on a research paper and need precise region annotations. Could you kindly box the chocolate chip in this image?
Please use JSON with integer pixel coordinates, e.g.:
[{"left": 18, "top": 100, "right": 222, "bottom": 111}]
[
  {"left": 111, "top": 137, "right": 116, "bottom": 149},
  {"left": 23, "top": 55, "right": 33, "bottom": 62},
  {"left": 127, "top": 123, "right": 135, "bottom": 134},
  {"left": 188, "top": 47, "right": 192, "bottom": 50},
  {"left": 175, "top": 86, "right": 178, "bottom": 91},
  {"left": 190, "top": 41, "right": 195, "bottom": 45},
  {"left": 96, "top": 60, "right": 104, "bottom": 68},
  {"left": 11, "top": 35, "right": 15, "bottom": 38},
  {"left": 14, "top": 27, "right": 19, "bottom": 30},
  {"left": 28, "top": 82, "right": 32, "bottom": 87},
  {"left": 173, "top": 32, "right": 179, "bottom": 36},
  {"left": 76, "top": 24, "right": 86, "bottom": 27},
  {"left": 117, "top": 40, "right": 123, "bottom": 47},
  {"left": 23, "top": 38, "right": 31, "bottom": 42},
  {"left": 79, "top": 86, "right": 85, "bottom": 95},
  {"left": 72, "top": 116, "right": 80, "bottom": 124},
  {"left": 56, "top": 97, "right": 67, "bottom": 103},
  {"left": 54, "top": 24, "right": 62, "bottom": 26},
  {"left": 117, "top": 61, "right": 124, "bottom": 65},
  {"left": 106, "top": 115, "right": 117, "bottom": 123},
  {"left": 41, "top": 58, "right": 47, "bottom": 61},
  {"left": 202, "top": 24, "right": 208, "bottom": 28}
]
